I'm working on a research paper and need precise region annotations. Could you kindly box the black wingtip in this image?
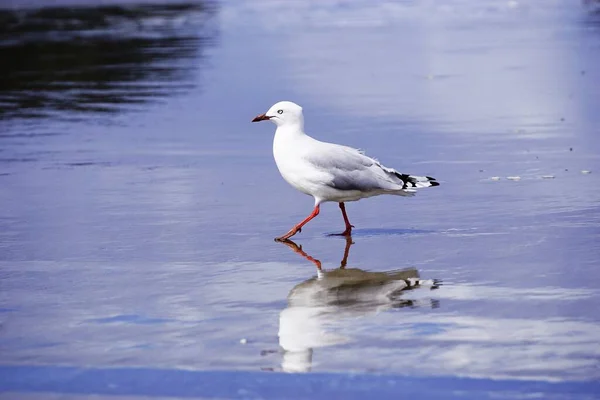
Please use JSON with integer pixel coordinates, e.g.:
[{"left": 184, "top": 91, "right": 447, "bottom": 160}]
[{"left": 430, "top": 181, "right": 440, "bottom": 187}]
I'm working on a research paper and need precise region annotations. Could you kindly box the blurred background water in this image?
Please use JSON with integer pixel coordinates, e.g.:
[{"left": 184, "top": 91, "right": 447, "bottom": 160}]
[{"left": 1, "top": 0, "right": 600, "bottom": 395}]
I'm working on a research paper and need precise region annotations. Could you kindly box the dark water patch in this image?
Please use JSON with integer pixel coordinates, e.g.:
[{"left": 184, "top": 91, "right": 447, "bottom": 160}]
[
  {"left": 25, "top": 341, "right": 63, "bottom": 349},
  {"left": 0, "top": 2, "right": 218, "bottom": 120},
  {"left": 583, "top": 0, "right": 600, "bottom": 15},
  {"left": 0, "top": 158, "right": 37, "bottom": 163},
  {"left": 63, "top": 161, "right": 112, "bottom": 167},
  {"left": 0, "top": 132, "right": 62, "bottom": 139},
  {"left": 336, "top": 228, "right": 434, "bottom": 238}
]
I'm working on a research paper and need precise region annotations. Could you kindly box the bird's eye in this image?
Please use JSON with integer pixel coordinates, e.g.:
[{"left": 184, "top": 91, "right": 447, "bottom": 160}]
[{"left": 277, "top": 109, "right": 283, "bottom": 114}]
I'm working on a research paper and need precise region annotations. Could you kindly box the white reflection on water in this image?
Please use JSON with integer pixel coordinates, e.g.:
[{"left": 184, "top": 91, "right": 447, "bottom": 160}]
[
  {"left": 369, "top": 315, "right": 600, "bottom": 382},
  {"left": 275, "top": 238, "right": 600, "bottom": 380},
  {"left": 0, "top": 236, "right": 599, "bottom": 381},
  {"left": 277, "top": 238, "right": 439, "bottom": 372},
  {"left": 223, "top": 0, "right": 588, "bottom": 137}
]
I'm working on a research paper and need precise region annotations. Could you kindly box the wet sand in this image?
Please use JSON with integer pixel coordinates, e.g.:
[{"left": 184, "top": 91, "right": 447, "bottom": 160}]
[{"left": 1, "top": 0, "right": 600, "bottom": 397}]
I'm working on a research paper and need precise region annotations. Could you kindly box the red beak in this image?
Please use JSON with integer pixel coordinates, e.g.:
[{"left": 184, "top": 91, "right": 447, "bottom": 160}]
[{"left": 252, "top": 113, "right": 271, "bottom": 122}]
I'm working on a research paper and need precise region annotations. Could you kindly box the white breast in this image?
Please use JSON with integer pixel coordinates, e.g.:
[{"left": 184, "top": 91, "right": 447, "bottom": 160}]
[{"left": 273, "top": 130, "right": 330, "bottom": 198}]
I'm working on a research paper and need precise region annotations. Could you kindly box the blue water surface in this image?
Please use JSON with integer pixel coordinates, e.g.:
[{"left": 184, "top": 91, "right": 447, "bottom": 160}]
[{"left": 1, "top": 0, "right": 600, "bottom": 398}]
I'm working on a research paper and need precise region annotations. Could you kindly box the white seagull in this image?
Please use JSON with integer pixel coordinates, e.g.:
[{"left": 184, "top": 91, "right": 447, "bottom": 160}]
[{"left": 252, "top": 101, "right": 439, "bottom": 241}]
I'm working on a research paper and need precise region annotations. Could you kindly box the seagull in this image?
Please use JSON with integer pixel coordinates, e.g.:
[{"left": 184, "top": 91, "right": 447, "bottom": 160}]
[{"left": 252, "top": 101, "right": 439, "bottom": 241}]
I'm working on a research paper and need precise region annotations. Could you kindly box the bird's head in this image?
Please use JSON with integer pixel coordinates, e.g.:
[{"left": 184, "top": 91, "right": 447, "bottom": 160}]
[{"left": 252, "top": 101, "right": 304, "bottom": 129}]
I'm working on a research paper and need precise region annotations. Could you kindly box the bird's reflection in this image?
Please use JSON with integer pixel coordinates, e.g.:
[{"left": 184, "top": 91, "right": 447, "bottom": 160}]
[{"left": 277, "top": 238, "right": 440, "bottom": 373}]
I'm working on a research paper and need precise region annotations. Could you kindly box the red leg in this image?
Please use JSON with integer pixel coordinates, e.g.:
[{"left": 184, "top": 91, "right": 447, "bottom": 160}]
[
  {"left": 276, "top": 205, "right": 320, "bottom": 241},
  {"left": 333, "top": 202, "right": 353, "bottom": 236}
]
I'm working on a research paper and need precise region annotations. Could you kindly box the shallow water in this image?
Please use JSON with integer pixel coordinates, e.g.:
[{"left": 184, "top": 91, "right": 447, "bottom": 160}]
[{"left": 1, "top": 0, "right": 600, "bottom": 391}]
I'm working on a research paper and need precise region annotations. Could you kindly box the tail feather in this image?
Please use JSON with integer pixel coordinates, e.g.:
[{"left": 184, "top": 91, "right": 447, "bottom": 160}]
[
  {"left": 395, "top": 173, "right": 440, "bottom": 189},
  {"left": 403, "top": 277, "right": 441, "bottom": 290}
]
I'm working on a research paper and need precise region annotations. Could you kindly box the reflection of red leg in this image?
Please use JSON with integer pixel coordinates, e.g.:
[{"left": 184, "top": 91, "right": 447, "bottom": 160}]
[
  {"left": 278, "top": 239, "right": 322, "bottom": 270},
  {"left": 337, "top": 202, "right": 354, "bottom": 236},
  {"left": 276, "top": 205, "right": 320, "bottom": 241},
  {"left": 339, "top": 236, "right": 353, "bottom": 269}
]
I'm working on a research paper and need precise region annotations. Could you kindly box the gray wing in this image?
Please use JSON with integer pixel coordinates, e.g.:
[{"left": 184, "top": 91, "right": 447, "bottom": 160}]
[{"left": 305, "top": 143, "right": 406, "bottom": 192}]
